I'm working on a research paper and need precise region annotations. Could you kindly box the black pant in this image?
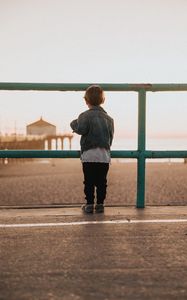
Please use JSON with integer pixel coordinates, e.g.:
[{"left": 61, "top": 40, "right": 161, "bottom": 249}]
[{"left": 82, "top": 162, "right": 109, "bottom": 205}]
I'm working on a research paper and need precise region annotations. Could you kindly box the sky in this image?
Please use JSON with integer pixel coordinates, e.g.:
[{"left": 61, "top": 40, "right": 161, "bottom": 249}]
[{"left": 0, "top": 0, "right": 187, "bottom": 147}]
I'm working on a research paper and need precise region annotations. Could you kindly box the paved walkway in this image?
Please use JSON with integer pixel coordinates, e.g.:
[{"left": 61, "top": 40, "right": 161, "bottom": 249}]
[{"left": 0, "top": 206, "right": 187, "bottom": 300}]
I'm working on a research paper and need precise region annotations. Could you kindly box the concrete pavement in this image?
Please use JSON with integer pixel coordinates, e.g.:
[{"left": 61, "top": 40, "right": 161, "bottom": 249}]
[{"left": 0, "top": 206, "right": 187, "bottom": 300}]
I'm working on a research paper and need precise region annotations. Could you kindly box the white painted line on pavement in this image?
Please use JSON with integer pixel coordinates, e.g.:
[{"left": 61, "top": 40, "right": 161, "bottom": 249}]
[{"left": 0, "top": 219, "right": 187, "bottom": 228}]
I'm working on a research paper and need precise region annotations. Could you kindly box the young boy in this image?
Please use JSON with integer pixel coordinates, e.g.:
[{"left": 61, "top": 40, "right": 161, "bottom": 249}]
[{"left": 70, "top": 85, "right": 114, "bottom": 213}]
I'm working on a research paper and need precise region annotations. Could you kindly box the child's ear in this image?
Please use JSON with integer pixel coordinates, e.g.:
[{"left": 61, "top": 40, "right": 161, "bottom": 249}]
[{"left": 85, "top": 98, "right": 90, "bottom": 105}]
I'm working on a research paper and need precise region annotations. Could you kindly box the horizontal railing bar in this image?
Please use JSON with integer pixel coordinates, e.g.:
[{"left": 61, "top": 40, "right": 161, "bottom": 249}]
[
  {"left": 0, "top": 82, "right": 187, "bottom": 92},
  {"left": 0, "top": 150, "right": 81, "bottom": 159},
  {"left": 0, "top": 150, "right": 187, "bottom": 159},
  {"left": 0, "top": 150, "right": 139, "bottom": 159},
  {"left": 145, "top": 150, "right": 187, "bottom": 158}
]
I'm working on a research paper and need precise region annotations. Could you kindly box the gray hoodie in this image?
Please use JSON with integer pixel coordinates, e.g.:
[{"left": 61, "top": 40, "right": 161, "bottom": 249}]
[{"left": 70, "top": 106, "right": 114, "bottom": 153}]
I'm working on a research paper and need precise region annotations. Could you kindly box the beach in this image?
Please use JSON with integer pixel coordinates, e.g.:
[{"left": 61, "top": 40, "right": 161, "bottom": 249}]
[{"left": 0, "top": 159, "right": 187, "bottom": 207}]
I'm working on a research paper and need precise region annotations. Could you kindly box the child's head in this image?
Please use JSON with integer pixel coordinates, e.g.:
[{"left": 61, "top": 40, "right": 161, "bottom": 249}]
[{"left": 84, "top": 85, "right": 105, "bottom": 106}]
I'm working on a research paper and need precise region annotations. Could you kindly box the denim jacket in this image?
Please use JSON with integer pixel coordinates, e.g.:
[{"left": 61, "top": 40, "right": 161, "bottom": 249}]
[{"left": 70, "top": 106, "right": 114, "bottom": 153}]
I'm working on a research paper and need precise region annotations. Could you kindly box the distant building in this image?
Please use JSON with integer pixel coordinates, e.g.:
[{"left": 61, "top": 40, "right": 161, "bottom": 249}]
[{"left": 26, "top": 117, "right": 56, "bottom": 136}]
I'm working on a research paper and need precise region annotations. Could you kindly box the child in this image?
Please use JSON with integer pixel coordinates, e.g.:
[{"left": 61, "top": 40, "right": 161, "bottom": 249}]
[{"left": 70, "top": 85, "right": 114, "bottom": 214}]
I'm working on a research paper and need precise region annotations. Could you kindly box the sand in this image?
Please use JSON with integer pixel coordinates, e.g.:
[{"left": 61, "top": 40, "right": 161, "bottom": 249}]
[{"left": 0, "top": 159, "right": 187, "bottom": 206}]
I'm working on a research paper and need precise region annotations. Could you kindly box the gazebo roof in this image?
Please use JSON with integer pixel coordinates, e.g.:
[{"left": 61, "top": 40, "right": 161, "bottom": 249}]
[{"left": 27, "top": 117, "right": 56, "bottom": 127}]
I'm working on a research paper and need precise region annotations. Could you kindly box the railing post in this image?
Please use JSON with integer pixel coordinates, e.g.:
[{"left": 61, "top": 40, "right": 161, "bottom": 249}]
[{"left": 137, "top": 89, "right": 146, "bottom": 208}]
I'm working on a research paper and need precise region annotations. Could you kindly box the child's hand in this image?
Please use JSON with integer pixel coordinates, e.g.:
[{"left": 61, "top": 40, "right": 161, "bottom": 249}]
[{"left": 70, "top": 119, "right": 78, "bottom": 132}]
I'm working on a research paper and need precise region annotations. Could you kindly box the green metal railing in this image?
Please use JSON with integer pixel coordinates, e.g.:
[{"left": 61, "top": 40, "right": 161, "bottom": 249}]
[{"left": 1, "top": 82, "right": 187, "bottom": 208}]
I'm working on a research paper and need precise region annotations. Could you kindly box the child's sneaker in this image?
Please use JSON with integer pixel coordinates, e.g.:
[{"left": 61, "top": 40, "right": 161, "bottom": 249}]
[
  {"left": 95, "top": 204, "right": 104, "bottom": 213},
  {"left": 82, "top": 204, "right": 94, "bottom": 214}
]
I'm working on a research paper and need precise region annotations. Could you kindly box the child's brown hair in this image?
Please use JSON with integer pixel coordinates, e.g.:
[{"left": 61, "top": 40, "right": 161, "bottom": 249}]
[{"left": 84, "top": 85, "right": 105, "bottom": 106}]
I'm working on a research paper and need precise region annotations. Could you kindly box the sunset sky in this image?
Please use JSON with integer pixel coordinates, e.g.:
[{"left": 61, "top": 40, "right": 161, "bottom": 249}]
[{"left": 0, "top": 0, "right": 187, "bottom": 144}]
